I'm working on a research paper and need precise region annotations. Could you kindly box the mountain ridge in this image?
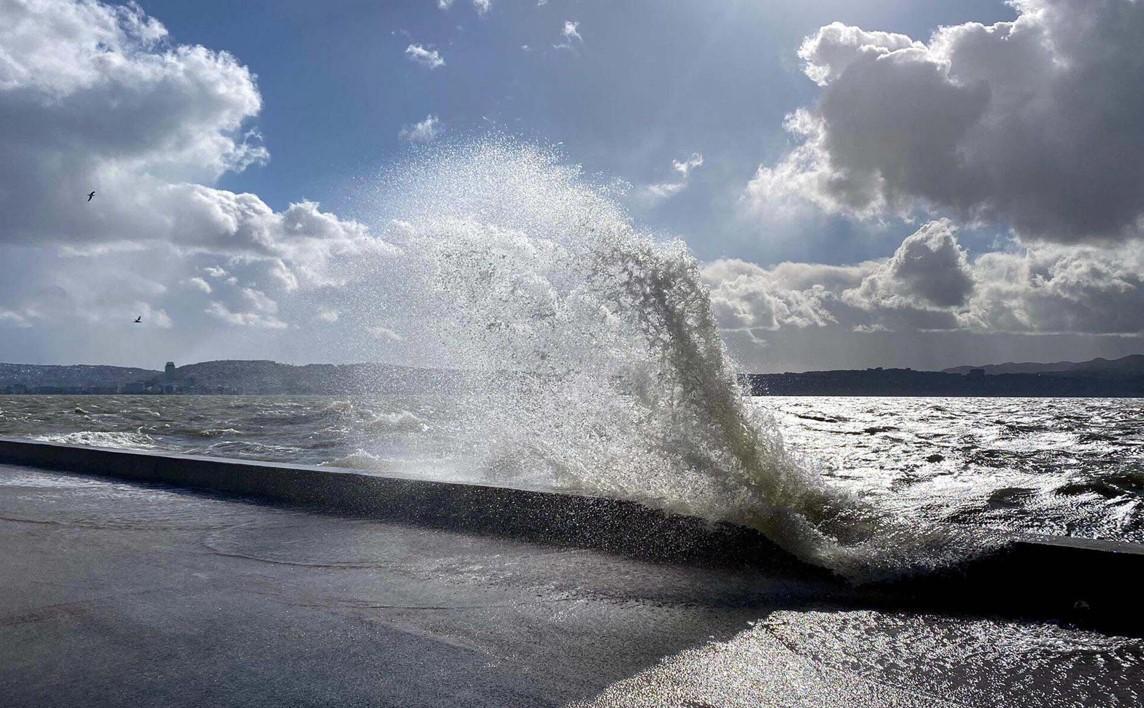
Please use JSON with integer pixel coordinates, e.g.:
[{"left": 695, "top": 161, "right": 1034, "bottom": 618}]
[{"left": 944, "top": 354, "right": 1144, "bottom": 376}]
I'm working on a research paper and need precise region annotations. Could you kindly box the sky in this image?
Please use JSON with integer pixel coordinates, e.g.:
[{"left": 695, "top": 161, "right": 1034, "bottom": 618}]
[{"left": 2, "top": 0, "right": 1144, "bottom": 372}]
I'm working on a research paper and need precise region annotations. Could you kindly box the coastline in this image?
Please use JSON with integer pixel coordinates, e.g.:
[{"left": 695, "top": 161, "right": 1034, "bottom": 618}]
[{"left": 1, "top": 437, "right": 1142, "bottom": 633}]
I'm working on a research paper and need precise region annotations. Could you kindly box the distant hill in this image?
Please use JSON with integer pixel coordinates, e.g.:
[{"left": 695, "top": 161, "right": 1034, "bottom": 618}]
[
  {"left": 0, "top": 359, "right": 458, "bottom": 395},
  {"left": 746, "top": 355, "right": 1144, "bottom": 397},
  {"left": 5, "top": 355, "right": 1144, "bottom": 397},
  {"left": 944, "top": 354, "right": 1144, "bottom": 376},
  {"left": 0, "top": 363, "right": 160, "bottom": 393}
]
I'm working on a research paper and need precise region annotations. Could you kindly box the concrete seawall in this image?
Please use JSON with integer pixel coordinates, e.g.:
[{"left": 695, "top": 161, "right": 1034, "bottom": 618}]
[
  {"left": 1, "top": 436, "right": 1142, "bottom": 633},
  {"left": 0, "top": 437, "right": 804, "bottom": 569}
]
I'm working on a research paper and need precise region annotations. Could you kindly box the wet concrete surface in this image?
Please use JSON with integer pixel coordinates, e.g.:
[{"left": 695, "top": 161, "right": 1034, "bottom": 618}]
[{"left": 1, "top": 462, "right": 1142, "bottom": 707}]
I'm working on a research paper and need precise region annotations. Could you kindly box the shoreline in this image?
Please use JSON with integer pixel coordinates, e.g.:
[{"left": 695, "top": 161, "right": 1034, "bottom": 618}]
[{"left": 2, "top": 437, "right": 1142, "bottom": 634}]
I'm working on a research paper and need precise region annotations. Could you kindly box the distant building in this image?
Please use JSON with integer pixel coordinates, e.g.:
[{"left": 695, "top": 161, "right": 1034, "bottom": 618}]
[{"left": 165, "top": 362, "right": 176, "bottom": 378}]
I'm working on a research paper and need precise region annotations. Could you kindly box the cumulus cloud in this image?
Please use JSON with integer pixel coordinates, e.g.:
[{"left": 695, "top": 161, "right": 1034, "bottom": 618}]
[
  {"left": 405, "top": 43, "right": 444, "bottom": 69},
  {"left": 399, "top": 114, "right": 442, "bottom": 143},
  {"left": 967, "top": 243, "right": 1144, "bottom": 335},
  {"left": 0, "top": 0, "right": 264, "bottom": 243},
  {"left": 0, "top": 0, "right": 398, "bottom": 351},
  {"left": 703, "top": 220, "right": 1144, "bottom": 341},
  {"left": 747, "top": 0, "right": 1144, "bottom": 243},
  {"left": 850, "top": 220, "right": 974, "bottom": 310}
]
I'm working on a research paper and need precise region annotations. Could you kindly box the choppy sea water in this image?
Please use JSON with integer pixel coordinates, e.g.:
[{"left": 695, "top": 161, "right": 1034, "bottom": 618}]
[
  {"left": 766, "top": 396, "right": 1144, "bottom": 546},
  {"left": 2, "top": 394, "right": 1141, "bottom": 548}
]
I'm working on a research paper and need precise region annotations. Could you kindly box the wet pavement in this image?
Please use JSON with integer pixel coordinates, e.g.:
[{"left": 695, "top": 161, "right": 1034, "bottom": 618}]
[{"left": 1, "top": 462, "right": 1140, "bottom": 707}]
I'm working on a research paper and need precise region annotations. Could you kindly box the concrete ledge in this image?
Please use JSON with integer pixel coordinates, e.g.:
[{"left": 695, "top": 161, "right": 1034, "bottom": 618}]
[
  {"left": 2, "top": 437, "right": 1143, "bottom": 632},
  {"left": 0, "top": 437, "right": 809, "bottom": 572}
]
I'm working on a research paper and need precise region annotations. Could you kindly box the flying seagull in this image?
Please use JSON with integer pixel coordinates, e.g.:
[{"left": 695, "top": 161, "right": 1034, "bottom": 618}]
[
  {"left": 134, "top": 315, "right": 142, "bottom": 323},
  {"left": 87, "top": 191, "right": 95, "bottom": 201}
]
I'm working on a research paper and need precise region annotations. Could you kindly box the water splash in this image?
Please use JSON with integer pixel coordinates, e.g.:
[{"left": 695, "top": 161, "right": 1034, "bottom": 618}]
[{"left": 376, "top": 139, "right": 988, "bottom": 580}]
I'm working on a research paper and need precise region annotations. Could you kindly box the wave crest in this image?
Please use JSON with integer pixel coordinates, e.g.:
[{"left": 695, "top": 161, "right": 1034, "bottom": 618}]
[
  {"left": 33, "top": 430, "right": 158, "bottom": 451},
  {"left": 370, "top": 140, "right": 990, "bottom": 580}
]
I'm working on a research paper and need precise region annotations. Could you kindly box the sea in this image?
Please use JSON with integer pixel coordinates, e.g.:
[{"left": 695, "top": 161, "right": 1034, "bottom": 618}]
[
  {"left": 3, "top": 143, "right": 1142, "bottom": 582},
  {"left": 2, "top": 393, "right": 1140, "bottom": 552}
]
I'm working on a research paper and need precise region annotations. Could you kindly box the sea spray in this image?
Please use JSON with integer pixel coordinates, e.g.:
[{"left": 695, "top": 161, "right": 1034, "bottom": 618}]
[{"left": 374, "top": 140, "right": 990, "bottom": 579}]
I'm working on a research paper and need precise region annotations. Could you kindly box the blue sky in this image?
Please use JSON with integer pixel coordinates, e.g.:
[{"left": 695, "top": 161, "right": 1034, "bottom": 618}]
[
  {"left": 135, "top": 0, "right": 1014, "bottom": 266},
  {"left": 3, "top": 0, "right": 1144, "bottom": 371}
]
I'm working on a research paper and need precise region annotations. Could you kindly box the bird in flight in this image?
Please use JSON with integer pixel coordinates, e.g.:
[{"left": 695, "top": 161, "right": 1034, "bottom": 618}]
[
  {"left": 87, "top": 191, "right": 95, "bottom": 201},
  {"left": 134, "top": 315, "right": 142, "bottom": 323}
]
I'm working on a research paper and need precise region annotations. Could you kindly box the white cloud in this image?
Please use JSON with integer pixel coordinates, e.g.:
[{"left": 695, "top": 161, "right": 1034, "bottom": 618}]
[
  {"left": 138, "top": 305, "right": 173, "bottom": 329},
  {"left": 704, "top": 220, "right": 1144, "bottom": 339},
  {"left": 437, "top": 0, "right": 489, "bottom": 14},
  {"left": 0, "top": 0, "right": 267, "bottom": 244},
  {"left": 0, "top": 309, "right": 29, "bottom": 327},
  {"left": 0, "top": 0, "right": 400, "bottom": 346},
  {"left": 405, "top": 43, "right": 444, "bottom": 70},
  {"left": 555, "top": 20, "right": 583, "bottom": 50},
  {"left": 797, "top": 23, "right": 921, "bottom": 87},
  {"left": 399, "top": 114, "right": 442, "bottom": 143},
  {"left": 745, "top": 110, "right": 888, "bottom": 221},
  {"left": 562, "top": 20, "right": 582, "bottom": 42},
  {"left": 205, "top": 301, "right": 287, "bottom": 329},
  {"left": 205, "top": 287, "right": 287, "bottom": 329},
  {"left": 316, "top": 308, "right": 339, "bottom": 323},
  {"left": 644, "top": 182, "right": 687, "bottom": 200},
  {"left": 672, "top": 153, "right": 704, "bottom": 179},
  {"left": 642, "top": 152, "right": 704, "bottom": 204},
  {"left": 186, "top": 277, "right": 213, "bottom": 294},
  {"left": 703, "top": 258, "right": 860, "bottom": 332},
  {"left": 965, "top": 243, "right": 1144, "bottom": 335},
  {"left": 747, "top": 0, "right": 1144, "bottom": 243},
  {"left": 367, "top": 325, "right": 404, "bottom": 342}
]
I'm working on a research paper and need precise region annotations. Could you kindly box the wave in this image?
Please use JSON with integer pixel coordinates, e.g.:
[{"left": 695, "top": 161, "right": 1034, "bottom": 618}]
[
  {"left": 361, "top": 410, "right": 429, "bottom": 434},
  {"left": 375, "top": 140, "right": 990, "bottom": 580},
  {"left": 195, "top": 427, "right": 243, "bottom": 438},
  {"left": 33, "top": 430, "right": 158, "bottom": 451}
]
